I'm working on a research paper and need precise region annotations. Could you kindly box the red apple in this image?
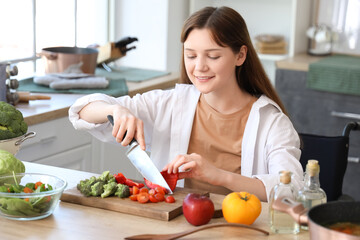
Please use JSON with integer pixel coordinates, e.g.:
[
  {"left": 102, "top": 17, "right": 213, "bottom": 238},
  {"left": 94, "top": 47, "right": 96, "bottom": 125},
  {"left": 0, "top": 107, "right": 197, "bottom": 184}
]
[{"left": 182, "top": 193, "right": 215, "bottom": 226}]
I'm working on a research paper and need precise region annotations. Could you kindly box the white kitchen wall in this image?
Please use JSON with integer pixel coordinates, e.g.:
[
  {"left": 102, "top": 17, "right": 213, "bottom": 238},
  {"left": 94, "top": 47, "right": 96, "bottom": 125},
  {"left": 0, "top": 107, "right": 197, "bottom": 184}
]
[
  {"left": 112, "top": 0, "right": 188, "bottom": 72},
  {"left": 76, "top": 0, "right": 109, "bottom": 48}
]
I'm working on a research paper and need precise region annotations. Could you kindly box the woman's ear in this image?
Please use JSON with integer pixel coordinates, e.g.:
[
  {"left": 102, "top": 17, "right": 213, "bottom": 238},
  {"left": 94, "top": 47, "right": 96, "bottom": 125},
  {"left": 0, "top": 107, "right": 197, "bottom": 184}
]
[{"left": 236, "top": 45, "right": 247, "bottom": 66}]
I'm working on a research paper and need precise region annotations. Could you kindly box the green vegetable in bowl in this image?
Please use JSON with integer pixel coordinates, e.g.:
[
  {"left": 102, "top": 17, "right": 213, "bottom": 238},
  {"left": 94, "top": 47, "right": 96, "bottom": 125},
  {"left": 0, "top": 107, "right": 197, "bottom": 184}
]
[
  {"left": 0, "top": 150, "right": 25, "bottom": 182},
  {"left": 0, "top": 101, "right": 28, "bottom": 140},
  {"left": 0, "top": 172, "right": 54, "bottom": 217},
  {"left": 0, "top": 186, "right": 7, "bottom": 192}
]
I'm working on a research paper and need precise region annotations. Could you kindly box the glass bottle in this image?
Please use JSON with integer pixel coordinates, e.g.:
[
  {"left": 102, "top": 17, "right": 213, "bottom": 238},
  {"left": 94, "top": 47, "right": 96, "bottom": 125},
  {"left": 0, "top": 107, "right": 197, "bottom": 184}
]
[
  {"left": 297, "top": 159, "right": 327, "bottom": 230},
  {"left": 269, "top": 170, "right": 300, "bottom": 234}
]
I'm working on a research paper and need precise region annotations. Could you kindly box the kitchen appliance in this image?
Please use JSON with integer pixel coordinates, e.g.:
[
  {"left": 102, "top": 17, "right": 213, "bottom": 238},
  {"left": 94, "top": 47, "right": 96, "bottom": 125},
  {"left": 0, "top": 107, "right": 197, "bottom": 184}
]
[
  {"left": 0, "top": 64, "right": 6, "bottom": 102},
  {"left": 273, "top": 197, "right": 360, "bottom": 240},
  {"left": 306, "top": 0, "right": 334, "bottom": 56},
  {"left": 0, "top": 63, "right": 51, "bottom": 105},
  {"left": 0, "top": 63, "right": 19, "bottom": 105},
  {"left": 107, "top": 115, "right": 172, "bottom": 194},
  {"left": 307, "top": 24, "right": 334, "bottom": 56}
]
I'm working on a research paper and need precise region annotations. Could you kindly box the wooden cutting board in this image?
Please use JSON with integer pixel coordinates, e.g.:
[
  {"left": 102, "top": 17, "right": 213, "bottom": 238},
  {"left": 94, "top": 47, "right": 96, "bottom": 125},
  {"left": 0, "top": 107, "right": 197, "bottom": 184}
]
[{"left": 61, "top": 187, "right": 209, "bottom": 221}]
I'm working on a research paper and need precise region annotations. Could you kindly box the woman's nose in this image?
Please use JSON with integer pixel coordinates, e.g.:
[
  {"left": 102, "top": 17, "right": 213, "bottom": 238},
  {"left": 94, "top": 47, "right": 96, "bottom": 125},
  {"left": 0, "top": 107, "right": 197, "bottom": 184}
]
[{"left": 195, "top": 57, "right": 208, "bottom": 71}]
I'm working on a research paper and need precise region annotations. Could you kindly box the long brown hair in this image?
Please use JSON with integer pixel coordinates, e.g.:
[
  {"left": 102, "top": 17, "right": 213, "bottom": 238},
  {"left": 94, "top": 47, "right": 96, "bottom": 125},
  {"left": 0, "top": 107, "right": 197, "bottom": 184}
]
[{"left": 179, "top": 6, "right": 288, "bottom": 115}]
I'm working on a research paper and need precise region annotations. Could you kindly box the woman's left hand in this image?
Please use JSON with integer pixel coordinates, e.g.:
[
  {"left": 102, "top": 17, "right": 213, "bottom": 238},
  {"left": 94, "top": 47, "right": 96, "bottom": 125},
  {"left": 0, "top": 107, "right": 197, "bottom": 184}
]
[{"left": 162, "top": 153, "right": 220, "bottom": 185}]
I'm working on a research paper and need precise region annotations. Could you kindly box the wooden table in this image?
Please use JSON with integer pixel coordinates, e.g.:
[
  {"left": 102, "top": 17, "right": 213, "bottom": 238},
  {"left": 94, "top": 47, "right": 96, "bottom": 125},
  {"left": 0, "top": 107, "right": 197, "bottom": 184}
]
[
  {"left": 18, "top": 72, "right": 179, "bottom": 126},
  {"left": 0, "top": 162, "right": 311, "bottom": 240}
]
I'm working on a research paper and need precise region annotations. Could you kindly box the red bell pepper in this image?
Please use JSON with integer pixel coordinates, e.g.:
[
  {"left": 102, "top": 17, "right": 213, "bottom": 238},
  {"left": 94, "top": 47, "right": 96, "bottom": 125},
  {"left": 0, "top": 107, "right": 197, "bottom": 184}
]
[
  {"left": 144, "top": 178, "right": 163, "bottom": 191},
  {"left": 144, "top": 171, "right": 179, "bottom": 192},
  {"left": 113, "top": 173, "right": 126, "bottom": 184},
  {"left": 161, "top": 171, "right": 179, "bottom": 191},
  {"left": 114, "top": 172, "right": 144, "bottom": 188},
  {"left": 125, "top": 178, "right": 144, "bottom": 188}
]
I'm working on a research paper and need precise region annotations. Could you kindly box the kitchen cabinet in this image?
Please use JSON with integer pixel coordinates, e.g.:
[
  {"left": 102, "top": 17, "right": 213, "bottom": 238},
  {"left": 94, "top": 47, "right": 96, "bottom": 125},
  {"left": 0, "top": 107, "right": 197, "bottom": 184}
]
[
  {"left": 189, "top": 0, "right": 311, "bottom": 83},
  {"left": 15, "top": 117, "right": 93, "bottom": 172},
  {"left": 275, "top": 68, "right": 360, "bottom": 200}
]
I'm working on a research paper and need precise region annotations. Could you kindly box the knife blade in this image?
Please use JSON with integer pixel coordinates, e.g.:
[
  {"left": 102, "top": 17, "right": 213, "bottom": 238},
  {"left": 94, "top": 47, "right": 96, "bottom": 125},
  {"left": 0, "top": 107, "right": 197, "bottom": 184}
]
[{"left": 107, "top": 115, "right": 173, "bottom": 194}]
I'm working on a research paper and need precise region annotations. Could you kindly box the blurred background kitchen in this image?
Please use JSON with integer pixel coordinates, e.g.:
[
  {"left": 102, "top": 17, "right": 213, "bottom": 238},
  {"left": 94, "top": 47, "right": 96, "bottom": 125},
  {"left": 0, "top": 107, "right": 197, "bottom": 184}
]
[{"left": 1, "top": 0, "right": 360, "bottom": 200}]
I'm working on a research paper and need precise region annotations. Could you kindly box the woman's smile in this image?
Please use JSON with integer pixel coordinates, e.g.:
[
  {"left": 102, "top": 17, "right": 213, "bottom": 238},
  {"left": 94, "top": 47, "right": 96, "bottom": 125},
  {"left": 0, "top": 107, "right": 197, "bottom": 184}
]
[{"left": 195, "top": 75, "right": 214, "bottom": 82}]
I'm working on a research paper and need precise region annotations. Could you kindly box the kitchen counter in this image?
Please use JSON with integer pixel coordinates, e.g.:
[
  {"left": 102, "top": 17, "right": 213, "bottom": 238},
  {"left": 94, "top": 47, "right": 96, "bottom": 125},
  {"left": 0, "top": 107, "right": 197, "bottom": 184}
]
[
  {"left": 276, "top": 53, "right": 325, "bottom": 72},
  {"left": 17, "top": 72, "right": 179, "bottom": 126},
  {"left": 0, "top": 162, "right": 310, "bottom": 240}
]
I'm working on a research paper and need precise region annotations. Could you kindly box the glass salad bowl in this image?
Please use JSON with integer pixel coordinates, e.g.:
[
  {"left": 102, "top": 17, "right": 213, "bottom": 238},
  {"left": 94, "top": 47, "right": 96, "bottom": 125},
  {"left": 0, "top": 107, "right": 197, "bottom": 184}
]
[{"left": 0, "top": 173, "right": 67, "bottom": 220}]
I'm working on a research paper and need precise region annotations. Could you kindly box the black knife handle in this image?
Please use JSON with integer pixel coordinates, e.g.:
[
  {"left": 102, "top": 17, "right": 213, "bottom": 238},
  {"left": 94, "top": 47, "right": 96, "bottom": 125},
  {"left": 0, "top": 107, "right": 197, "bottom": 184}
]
[
  {"left": 114, "top": 37, "right": 138, "bottom": 49},
  {"left": 107, "top": 115, "right": 137, "bottom": 145}
]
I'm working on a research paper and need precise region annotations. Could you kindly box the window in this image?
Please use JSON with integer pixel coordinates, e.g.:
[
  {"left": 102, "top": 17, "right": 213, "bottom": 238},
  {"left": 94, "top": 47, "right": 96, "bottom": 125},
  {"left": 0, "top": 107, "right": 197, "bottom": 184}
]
[{"left": 0, "top": 0, "right": 110, "bottom": 79}]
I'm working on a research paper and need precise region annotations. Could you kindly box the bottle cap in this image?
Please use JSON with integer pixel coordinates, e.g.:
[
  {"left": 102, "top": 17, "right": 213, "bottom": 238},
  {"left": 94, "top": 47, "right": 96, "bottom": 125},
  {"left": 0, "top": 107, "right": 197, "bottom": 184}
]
[
  {"left": 279, "top": 170, "right": 292, "bottom": 184},
  {"left": 306, "top": 159, "right": 320, "bottom": 176}
]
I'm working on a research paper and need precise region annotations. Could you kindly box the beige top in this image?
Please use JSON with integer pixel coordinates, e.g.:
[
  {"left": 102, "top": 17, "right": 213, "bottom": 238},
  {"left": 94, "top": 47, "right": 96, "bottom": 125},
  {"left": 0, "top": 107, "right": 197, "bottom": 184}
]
[{"left": 185, "top": 94, "right": 256, "bottom": 194}]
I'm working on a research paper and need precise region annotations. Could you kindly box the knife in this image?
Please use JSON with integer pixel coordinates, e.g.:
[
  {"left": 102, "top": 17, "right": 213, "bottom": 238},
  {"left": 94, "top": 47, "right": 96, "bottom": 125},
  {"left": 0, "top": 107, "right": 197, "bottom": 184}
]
[{"left": 107, "top": 115, "right": 173, "bottom": 194}]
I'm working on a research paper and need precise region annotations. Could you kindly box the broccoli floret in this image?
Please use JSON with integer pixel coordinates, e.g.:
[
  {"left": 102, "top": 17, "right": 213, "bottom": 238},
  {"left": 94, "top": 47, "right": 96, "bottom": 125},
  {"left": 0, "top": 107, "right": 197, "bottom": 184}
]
[
  {"left": 98, "top": 171, "right": 110, "bottom": 181},
  {"left": 98, "top": 170, "right": 115, "bottom": 183},
  {"left": 107, "top": 175, "right": 116, "bottom": 183},
  {"left": 0, "top": 101, "right": 28, "bottom": 140},
  {"left": 101, "top": 181, "right": 118, "bottom": 198},
  {"left": 77, "top": 172, "right": 122, "bottom": 198},
  {"left": 114, "top": 184, "right": 130, "bottom": 198},
  {"left": 90, "top": 181, "right": 105, "bottom": 197},
  {"left": 77, "top": 176, "right": 97, "bottom": 197}
]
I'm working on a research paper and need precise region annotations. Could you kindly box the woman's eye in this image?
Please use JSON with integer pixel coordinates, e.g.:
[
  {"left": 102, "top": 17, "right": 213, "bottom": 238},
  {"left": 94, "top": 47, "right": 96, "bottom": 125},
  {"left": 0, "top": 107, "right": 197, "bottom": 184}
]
[
  {"left": 208, "top": 56, "right": 220, "bottom": 60},
  {"left": 186, "top": 55, "right": 196, "bottom": 59}
]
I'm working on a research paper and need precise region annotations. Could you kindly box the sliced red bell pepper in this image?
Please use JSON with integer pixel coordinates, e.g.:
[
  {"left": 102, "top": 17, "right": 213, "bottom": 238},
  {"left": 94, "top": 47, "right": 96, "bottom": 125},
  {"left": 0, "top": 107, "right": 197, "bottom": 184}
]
[
  {"left": 144, "top": 171, "right": 179, "bottom": 192},
  {"left": 144, "top": 178, "right": 163, "bottom": 191},
  {"left": 114, "top": 173, "right": 126, "bottom": 184},
  {"left": 161, "top": 171, "right": 179, "bottom": 191},
  {"left": 114, "top": 172, "right": 145, "bottom": 188},
  {"left": 125, "top": 178, "right": 144, "bottom": 188}
]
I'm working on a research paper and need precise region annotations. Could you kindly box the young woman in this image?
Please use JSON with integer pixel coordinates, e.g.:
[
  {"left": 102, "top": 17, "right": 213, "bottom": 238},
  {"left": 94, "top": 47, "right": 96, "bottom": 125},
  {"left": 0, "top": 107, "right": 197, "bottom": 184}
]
[{"left": 69, "top": 6, "right": 303, "bottom": 202}]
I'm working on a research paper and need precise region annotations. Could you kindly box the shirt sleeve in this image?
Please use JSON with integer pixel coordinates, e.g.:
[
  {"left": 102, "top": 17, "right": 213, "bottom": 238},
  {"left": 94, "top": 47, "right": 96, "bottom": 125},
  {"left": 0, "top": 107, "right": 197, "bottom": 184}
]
[
  {"left": 68, "top": 89, "right": 175, "bottom": 145},
  {"left": 68, "top": 93, "right": 122, "bottom": 143},
  {"left": 253, "top": 111, "right": 303, "bottom": 201}
]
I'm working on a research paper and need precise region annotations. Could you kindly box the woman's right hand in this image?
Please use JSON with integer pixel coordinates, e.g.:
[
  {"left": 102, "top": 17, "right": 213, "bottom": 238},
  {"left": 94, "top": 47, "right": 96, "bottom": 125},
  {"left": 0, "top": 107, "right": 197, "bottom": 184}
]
[
  {"left": 111, "top": 105, "right": 146, "bottom": 150},
  {"left": 79, "top": 100, "right": 146, "bottom": 150}
]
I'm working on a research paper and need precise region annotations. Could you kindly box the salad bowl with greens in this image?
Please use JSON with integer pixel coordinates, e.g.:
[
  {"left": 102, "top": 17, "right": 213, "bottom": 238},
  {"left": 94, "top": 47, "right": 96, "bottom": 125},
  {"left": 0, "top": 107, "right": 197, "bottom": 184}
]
[{"left": 0, "top": 172, "right": 67, "bottom": 220}]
